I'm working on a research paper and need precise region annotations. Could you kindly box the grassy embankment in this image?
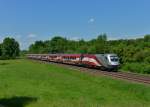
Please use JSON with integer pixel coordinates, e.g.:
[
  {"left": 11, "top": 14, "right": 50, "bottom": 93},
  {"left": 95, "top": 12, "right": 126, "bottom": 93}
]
[{"left": 0, "top": 59, "right": 150, "bottom": 107}]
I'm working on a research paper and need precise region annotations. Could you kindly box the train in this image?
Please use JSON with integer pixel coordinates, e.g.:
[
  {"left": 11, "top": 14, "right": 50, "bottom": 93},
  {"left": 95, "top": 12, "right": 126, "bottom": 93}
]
[{"left": 27, "top": 53, "right": 120, "bottom": 71}]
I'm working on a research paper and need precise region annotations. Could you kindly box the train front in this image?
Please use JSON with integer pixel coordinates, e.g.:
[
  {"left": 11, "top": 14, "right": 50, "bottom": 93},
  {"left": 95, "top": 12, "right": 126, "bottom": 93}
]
[
  {"left": 106, "top": 54, "right": 119, "bottom": 70},
  {"left": 96, "top": 54, "right": 119, "bottom": 71}
]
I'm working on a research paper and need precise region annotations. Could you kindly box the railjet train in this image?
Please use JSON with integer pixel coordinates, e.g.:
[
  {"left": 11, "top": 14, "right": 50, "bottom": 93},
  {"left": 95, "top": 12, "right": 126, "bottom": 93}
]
[{"left": 27, "top": 54, "right": 119, "bottom": 71}]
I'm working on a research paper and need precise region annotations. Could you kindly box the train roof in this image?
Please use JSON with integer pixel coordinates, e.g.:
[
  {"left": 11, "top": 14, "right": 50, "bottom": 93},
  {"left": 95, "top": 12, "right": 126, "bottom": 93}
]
[{"left": 27, "top": 53, "right": 118, "bottom": 56}]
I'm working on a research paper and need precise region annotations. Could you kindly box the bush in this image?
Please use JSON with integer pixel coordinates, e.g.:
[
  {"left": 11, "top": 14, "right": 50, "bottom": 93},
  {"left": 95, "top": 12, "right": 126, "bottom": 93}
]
[
  {"left": 144, "top": 57, "right": 150, "bottom": 63},
  {"left": 143, "top": 65, "right": 150, "bottom": 74},
  {"left": 121, "top": 63, "right": 150, "bottom": 74}
]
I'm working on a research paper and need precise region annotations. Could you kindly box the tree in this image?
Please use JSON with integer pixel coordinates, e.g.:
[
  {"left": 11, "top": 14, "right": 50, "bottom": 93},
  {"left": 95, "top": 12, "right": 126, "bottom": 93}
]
[
  {"left": 94, "top": 34, "right": 108, "bottom": 53},
  {"left": 50, "top": 36, "right": 68, "bottom": 53},
  {"left": 29, "top": 41, "right": 46, "bottom": 54},
  {"left": 144, "top": 35, "right": 150, "bottom": 42},
  {"left": 1, "top": 37, "right": 20, "bottom": 59}
]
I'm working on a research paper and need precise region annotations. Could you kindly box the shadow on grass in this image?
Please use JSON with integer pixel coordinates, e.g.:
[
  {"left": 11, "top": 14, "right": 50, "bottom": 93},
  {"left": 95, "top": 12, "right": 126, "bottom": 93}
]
[
  {"left": 0, "top": 63, "right": 9, "bottom": 66},
  {"left": 0, "top": 96, "right": 37, "bottom": 107}
]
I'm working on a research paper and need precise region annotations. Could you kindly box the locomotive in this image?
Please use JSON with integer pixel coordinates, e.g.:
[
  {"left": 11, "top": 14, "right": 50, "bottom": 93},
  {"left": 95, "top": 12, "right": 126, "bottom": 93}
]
[{"left": 27, "top": 53, "right": 119, "bottom": 71}]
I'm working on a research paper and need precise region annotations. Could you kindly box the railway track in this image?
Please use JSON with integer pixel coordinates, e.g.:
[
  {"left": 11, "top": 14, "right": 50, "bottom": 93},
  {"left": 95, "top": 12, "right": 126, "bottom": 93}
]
[{"left": 32, "top": 60, "right": 150, "bottom": 85}]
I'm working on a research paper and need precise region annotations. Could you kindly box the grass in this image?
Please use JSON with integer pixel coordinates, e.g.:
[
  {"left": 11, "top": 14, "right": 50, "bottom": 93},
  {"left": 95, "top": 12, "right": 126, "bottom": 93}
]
[{"left": 0, "top": 59, "right": 150, "bottom": 107}]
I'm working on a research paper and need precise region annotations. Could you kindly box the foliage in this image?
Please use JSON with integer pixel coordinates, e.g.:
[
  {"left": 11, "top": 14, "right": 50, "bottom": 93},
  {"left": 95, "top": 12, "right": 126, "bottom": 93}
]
[
  {"left": 0, "top": 37, "right": 20, "bottom": 59},
  {"left": 29, "top": 34, "right": 109, "bottom": 54},
  {"left": 0, "top": 44, "right": 2, "bottom": 56},
  {"left": 0, "top": 59, "right": 150, "bottom": 107},
  {"left": 121, "top": 63, "right": 150, "bottom": 74}
]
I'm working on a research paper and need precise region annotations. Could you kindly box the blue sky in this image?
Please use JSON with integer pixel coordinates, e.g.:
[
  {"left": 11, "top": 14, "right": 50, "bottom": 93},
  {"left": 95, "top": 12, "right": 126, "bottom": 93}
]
[{"left": 0, "top": 0, "right": 150, "bottom": 50}]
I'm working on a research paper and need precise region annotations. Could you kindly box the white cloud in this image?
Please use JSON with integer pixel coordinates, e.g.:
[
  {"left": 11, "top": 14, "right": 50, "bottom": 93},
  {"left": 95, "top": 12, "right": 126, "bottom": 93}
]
[
  {"left": 27, "top": 34, "right": 37, "bottom": 38},
  {"left": 88, "top": 18, "right": 95, "bottom": 23}
]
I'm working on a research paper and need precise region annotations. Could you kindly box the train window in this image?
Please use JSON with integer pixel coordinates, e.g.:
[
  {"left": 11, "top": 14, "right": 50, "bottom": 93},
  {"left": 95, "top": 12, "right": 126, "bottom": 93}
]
[
  {"left": 63, "top": 57, "right": 76, "bottom": 60},
  {"left": 110, "top": 56, "right": 118, "bottom": 62}
]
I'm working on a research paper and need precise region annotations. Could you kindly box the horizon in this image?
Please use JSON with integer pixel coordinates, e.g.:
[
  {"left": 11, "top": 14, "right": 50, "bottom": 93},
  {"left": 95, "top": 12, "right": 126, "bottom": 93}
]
[{"left": 0, "top": 0, "right": 150, "bottom": 50}]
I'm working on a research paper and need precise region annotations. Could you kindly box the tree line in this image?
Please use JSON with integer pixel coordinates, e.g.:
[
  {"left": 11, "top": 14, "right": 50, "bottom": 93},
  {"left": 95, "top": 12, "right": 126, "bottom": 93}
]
[{"left": 0, "top": 37, "right": 20, "bottom": 59}]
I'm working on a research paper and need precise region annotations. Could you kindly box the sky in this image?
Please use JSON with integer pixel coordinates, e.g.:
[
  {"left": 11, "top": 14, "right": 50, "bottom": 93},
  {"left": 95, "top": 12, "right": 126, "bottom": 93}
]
[{"left": 0, "top": 0, "right": 150, "bottom": 50}]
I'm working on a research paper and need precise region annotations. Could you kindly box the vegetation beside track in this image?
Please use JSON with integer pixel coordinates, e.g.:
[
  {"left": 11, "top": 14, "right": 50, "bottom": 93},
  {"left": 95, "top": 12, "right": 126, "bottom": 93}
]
[
  {"left": 0, "top": 59, "right": 150, "bottom": 107},
  {"left": 121, "top": 62, "right": 150, "bottom": 74}
]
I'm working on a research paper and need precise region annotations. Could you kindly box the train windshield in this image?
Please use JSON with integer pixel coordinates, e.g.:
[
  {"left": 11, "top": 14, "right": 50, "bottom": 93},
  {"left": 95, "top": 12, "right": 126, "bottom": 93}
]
[{"left": 110, "top": 56, "right": 118, "bottom": 62}]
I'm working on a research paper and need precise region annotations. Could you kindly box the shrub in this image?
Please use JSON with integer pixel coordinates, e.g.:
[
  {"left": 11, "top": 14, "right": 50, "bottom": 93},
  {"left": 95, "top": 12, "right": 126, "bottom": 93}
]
[
  {"left": 143, "top": 65, "right": 150, "bottom": 74},
  {"left": 121, "top": 63, "right": 150, "bottom": 74},
  {"left": 144, "top": 57, "right": 150, "bottom": 63}
]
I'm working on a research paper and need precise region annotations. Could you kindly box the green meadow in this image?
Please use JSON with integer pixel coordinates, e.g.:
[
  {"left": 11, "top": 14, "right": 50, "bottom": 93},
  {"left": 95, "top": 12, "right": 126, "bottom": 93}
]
[{"left": 0, "top": 59, "right": 150, "bottom": 107}]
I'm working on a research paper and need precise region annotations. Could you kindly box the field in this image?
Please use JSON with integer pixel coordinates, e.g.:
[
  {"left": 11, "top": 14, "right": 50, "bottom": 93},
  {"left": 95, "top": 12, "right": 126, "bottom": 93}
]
[{"left": 0, "top": 59, "right": 150, "bottom": 107}]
